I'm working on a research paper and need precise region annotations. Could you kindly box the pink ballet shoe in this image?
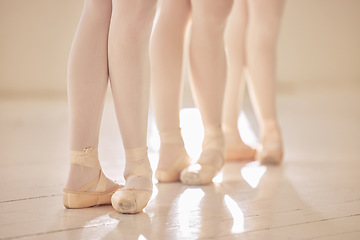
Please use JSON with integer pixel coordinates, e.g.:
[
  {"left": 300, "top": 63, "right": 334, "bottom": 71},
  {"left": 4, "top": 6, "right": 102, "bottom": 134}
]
[
  {"left": 180, "top": 126, "right": 224, "bottom": 185},
  {"left": 257, "top": 140, "right": 283, "bottom": 165},
  {"left": 63, "top": 148, "right": 123, "bottom": 209},
  {"left": 180, "top": 149, "right": 223, "bottom": 185},
  {"left": 155, "top": 128, "right": 192, "bottom": 183},
  {"left": 111, "top": 147, "right": 153, "bottom": 214},
  {"left": 225, "top": 140, "right": 257, "bottom": 162},
  {"left": 155, "top": 152, "right": 192, "bottom": 182}
]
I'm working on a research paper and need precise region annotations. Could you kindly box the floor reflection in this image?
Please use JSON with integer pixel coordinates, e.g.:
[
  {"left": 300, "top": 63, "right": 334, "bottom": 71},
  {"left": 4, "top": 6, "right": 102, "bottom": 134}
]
[
  {"left": 177, "top": 188, "right": 205, "bottom": 238},
  {"left": 106, "top": 211, "right": 151, "bottom": 239},
  {"left": 224, "top": 194, "right": 245, "bottom": 234},
  {"left": 58, "top": 158, "right": 323, "bottom": 239},
  {"left": 61, "top": 206, "right": 118, "bottom": 239},
  {"left": 147, "top": 162, "right": 281, "bottom": 239},
  {"left": 198, "top": 162, "right": 284, "bottom": 239},
  {"left": 241, "top": 161, "right": 267, "bottom": 188}
]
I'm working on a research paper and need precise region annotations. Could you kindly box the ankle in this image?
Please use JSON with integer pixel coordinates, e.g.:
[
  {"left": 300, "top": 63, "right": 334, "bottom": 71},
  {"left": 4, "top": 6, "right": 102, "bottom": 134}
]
[
  {"left": 261, "top": 124, "right": 282, "bottom": 144},
  {"left": 223, "top": 129, "right": 244, "bottom": 146},
  {"left": 65, "top": 163, "right": 100, "bottom": 191},
  {"left": 65, "top": 147, "right": 101, "bottom": 191},
  {"left": 64, "top": 147, "right": 118, "bottom": 192},
  {"left": 158, "top": 143, "right": 187, "bottom": 167},
  {"left": 159, "top": 128, "right": 184, "bottom": 144},
  {"left": 223, "top": 124, "right": 239, "bottom": 138},
  {"left": 203, "top": 126, "right": 225, "bottom": 153},
  {"left": 157, "top": 128, "right": 188, "bottom": 168},
  {"left": 124, "top": 147, "right": 153, "bottom": 191},
  {"left": 195, "top": 126, "right": 225, "bottom": 167}
]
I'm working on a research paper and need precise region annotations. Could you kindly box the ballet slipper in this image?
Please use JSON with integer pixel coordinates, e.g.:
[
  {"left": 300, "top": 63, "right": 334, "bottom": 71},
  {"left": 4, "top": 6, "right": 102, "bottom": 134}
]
[
  {"left": 180, "top": 126, "right": 224, "bottom": 185},
  {"left": 257, "top": 140, "right": 283, "bottom": 165},
  {"left": 180, "top": 149, "right": 223, "bottom": 185},
  {"left": 111, "top": 147, "right": 152, "bottom": 214},
  {"left": 155, "top": 153, "right": 191, "bottom": 182},
  {"left": 155, "top": 129, "right": 192, "bottom": 182},
  {"left": 111, "top": 189, "right": 152, "bottom": 214},
  {"left": 225, "top": 141, "right": 256, "bottom": 162},
  {"left": 63, "top": 147, "right": 123, "bottom": 209}
]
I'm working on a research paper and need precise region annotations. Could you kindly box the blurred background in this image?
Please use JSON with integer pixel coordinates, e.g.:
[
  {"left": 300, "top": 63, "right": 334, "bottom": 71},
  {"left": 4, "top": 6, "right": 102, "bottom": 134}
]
[{"left": 0, "top": 0, "right": 359, "bottom": 98}]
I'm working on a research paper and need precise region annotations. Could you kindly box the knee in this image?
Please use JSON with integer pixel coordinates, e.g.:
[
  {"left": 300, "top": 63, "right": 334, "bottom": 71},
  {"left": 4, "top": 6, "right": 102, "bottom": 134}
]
[
  {"left": 249, "top": 4, "right": 284, "bottom": 39},
  {"left": 158, "top": 0, "right": 191, "bottom": 26},
  {"left": 83, "top": 0, "right": 112, "bottom": 17},
  {"left": 113, "top": 0, "right": 157, "bottom": 25},
  {"left": 250, "top": 14, "right": 282, "bottom": 45},
  {"left": 111, "top": 0, "right": 157, "bottom": 38},
  {"left": 192, "top": 0, "right": 233, "bottom": 30}
]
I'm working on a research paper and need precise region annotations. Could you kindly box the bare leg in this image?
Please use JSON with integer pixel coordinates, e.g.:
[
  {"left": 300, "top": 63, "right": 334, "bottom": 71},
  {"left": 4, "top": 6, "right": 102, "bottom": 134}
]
[
  {"left": 181, "top": 0, "right": 233, "bottom": 185},
  {"left": 150, "top": 0, "right": 192, "bottom": 182},
  {"left": 108, "top": 0, "right": 157, "bottom": 213},
  {"left": 64, "top": 0, "right": 118, "bottom": 196},
  {"left": 223, "top": 0, "right": 256, "bottom": 161},
  {"left": 246, "top": 0, "right": 285, "bottom": 164}
]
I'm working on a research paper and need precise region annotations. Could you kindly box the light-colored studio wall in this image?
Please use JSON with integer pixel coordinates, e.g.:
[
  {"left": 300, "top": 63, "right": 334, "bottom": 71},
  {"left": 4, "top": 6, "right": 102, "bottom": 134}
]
[
  {"left": 0, "top": 0, "right": 359, "bottom": 97},
  {"left": 0, "top": 0, "right": 83, "bottom": 97},
  {"left": 278, "top": 0, "right": 360, "bottom": 85}
]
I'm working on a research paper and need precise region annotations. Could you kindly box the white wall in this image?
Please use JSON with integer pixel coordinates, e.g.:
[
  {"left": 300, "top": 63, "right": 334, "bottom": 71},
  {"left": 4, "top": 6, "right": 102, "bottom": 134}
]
[
  {"left": 0, "top": 0, "right": 359, "bottom": 97},
  {"left": 277, "top": 0, "right": 360, "bottom": 85},
  {"left": 0, "top": 0, "right": 82, "bottom": 97}
]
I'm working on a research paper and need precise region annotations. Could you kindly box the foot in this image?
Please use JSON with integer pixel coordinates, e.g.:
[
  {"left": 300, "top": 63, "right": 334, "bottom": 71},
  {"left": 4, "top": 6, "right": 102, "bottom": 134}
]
[
  {"left": 225, "top": 141, "right": 256, "bottom": 161},
  {"left": 111, "top": 147, "right": 153, "bottom": 214},
  {"left": 180, "top": 149, "right": 223, "bottom": 185},
  {"left": 155, "top": 129, "right": 191, "bottom": 182},
  {"left": 180, "top": 126, "right": 224, "bottom": 185},
  {"left": 223, "top": 127, "right": 256, "bottom": 161},
  {"left": 63, "top": 148, "right": 122, "bottom": 209},
  {"left": 258, "top": 126, "right": 283, "bottom": 165}
]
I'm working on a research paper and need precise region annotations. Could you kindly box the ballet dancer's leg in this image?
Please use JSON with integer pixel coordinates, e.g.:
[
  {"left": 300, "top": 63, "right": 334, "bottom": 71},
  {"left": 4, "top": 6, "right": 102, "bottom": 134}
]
[
  {"left": 108, "top": 0, "right": 157, "bottom": 213},
  {"left": 181, "top": 0, "right": 233, "bottom": 185},
  {"left": 150, "top": 0, "right": 192, "bottom": 182},
  {"left": 246, "top": 0, "right": 285, "bottom": 164},
  {"left": 223, "top": 0, "right": 256, "bottom": 161},
  {"left": 63, "top": 0, "right": 121, "bottom": 209}
]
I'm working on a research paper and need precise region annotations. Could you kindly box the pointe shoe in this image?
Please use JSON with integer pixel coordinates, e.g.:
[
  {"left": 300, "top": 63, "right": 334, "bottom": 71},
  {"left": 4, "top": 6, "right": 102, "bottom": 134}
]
[
  {"left": 257, "top": 140, "right": 283, "bottom": 165},
  {"left": 180, "top": 126, "right": 224, "bottom": 185},
  {"left": 155, "top": 129, "right": 192, "bottom": 182},
  {"left": 111, "top": 147, "right": 153, "bottom": 214},
  {"left": 180, "top": 149, "right": 223, "bottom": 185},
  {"left": 155, "top": 152, "right": 192, "bottom": 182},
  {"left": 63, "top": 148, "right": 123, "bottom": 209},
  {"left": 225, "top": 141, "right": 256, "bottom": 162},
  {"left": 111, "top": 189, "right": 152, "bottom": 214}
]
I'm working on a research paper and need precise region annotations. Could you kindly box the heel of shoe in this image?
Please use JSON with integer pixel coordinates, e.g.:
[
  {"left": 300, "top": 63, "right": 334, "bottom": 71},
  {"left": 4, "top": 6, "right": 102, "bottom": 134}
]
[
  {"left": 63, "top": 186, "right": 120, "bottom": 209},
  {"left": 155, "top": 169, "right": 181, "bottom": 183},
  {"left": 225, "top": 144, "right": 256, "bottom": 162},
  {"left": 155, "top": 154, "right": 191, "bottom": 183},
  {"left": 63, "top": 191, "right": 103, "bottom": 209}
]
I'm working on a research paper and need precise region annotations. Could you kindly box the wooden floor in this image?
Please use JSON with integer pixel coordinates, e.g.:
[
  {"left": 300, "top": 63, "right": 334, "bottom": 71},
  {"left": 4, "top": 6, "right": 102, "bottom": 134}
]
[{"left": 1, "top": 82, "right": 360, "bottom": 240}]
